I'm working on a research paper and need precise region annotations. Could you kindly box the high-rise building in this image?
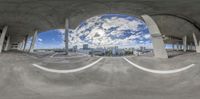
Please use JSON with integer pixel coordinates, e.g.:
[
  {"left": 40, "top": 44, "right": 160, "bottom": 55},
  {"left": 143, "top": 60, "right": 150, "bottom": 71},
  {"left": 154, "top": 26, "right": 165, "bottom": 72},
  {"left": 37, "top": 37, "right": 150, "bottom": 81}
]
[
  {"left": 73, "top": 45, "right": 77, "bottom": 52},
  {"left": 112, "top": 46, "right": 118, "bottom": 56},
  {"left": 83, "top": 44, "right": 89, "bottom": 50}
]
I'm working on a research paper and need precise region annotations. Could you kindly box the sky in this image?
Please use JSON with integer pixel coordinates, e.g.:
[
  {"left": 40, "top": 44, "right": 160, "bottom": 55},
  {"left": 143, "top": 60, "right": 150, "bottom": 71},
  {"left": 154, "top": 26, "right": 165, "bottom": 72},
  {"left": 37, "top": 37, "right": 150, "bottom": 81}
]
[{"left": 26, "top": 14, "right": 153, "bottom": 49}]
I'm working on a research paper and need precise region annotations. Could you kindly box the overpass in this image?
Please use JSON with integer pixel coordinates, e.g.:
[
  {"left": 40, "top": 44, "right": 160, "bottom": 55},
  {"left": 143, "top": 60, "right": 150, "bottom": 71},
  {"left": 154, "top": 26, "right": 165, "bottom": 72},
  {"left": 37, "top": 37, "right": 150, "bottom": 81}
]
[{"left": 0, "top": 0, "right": 200, "bottom": 58}]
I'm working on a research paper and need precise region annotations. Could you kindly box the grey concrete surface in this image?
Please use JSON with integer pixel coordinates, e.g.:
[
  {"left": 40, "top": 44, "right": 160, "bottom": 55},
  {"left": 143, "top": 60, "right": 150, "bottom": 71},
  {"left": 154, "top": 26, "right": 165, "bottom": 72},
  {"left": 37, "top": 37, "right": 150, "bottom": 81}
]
[
  {"left": 142, "top": 15, "right": 168, "bottom": 58},
  {"left": 29, "top": 30, "right": 38, "bottom": 53},
  {"left": 4, "top": 36, "right": 10, "bottom": 51},
  {"left": 0, "top": 26, "right": 8, "bottom": 53},
  {"left": 0, "top": 0, "right": 199, "bottom": 44},
  {"left": 0, "top": 52, "right": 200, "bottom": 99},
  {"left": 193, "top": 33, "right": 200, "bottom": 53},
  {"left": 39, "top": 56, "right": 100, "bottom": 70}
]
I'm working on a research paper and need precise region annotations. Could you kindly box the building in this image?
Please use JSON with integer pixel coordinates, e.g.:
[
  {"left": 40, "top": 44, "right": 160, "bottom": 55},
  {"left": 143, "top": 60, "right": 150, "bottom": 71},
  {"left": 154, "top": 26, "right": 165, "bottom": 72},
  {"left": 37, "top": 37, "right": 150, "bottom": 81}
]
[
  {"left": 73, "top": 45, "right": 78, "bottom": 52},
  {"left": 83, "top": 44, "right": 89, "bottom": 50}
]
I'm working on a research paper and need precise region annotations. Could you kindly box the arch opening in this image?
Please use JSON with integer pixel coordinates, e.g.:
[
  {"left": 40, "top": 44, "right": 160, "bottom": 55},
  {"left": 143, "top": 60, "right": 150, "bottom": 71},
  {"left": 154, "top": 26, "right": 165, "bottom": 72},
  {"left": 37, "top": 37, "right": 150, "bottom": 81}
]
[{"left": 72, "top": 14, "right": 152, "bottom": 56}]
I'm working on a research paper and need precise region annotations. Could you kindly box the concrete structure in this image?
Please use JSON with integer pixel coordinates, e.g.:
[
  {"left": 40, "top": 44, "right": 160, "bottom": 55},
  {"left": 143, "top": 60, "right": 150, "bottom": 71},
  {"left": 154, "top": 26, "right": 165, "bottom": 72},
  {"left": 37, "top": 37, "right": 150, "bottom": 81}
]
[
  {"left": 142, "top": 15, "right": 168, "bottom": 58},
  {"left": 0, "top": 26, "right": 8, "bottom": 53},
  {"left": 0, "top": 1, "right": 200, "bottom": 99},
  {"left": 29, "top": 30, "right": 38, "bottom": 53},
  {"left": 193, "top": 33, "right": 200, "bottom": 53},
  {"left": 20, "top": 40, "right": 25, "bottom": 50},
  {"left": 65, "top": 18, "right": 69, "bottom": 55},
  {"left": 17, "top": 42, "right": 22, "bottom": 50},
  {"left": 176, "top": 42, "right": 181, "bottom": 51},
  {"left": 0, "top": 0, "right": 198, "bottom": 58},
  {"left": 4, "top": 36, "right": 10, "bottom": 51},
  {"left": 172, "top": 43, "right": 175, "bottom": 50},
  {"left": 183, "top": 36, "right": 187, "bottom": 52},
  {"left": 23, "top": 35, "right": 28, "bottom": 51}
]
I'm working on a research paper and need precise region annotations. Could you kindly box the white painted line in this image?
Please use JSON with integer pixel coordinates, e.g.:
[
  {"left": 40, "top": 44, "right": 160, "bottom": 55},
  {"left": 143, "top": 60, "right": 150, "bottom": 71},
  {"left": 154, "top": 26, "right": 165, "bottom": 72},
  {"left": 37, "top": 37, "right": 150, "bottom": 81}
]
[
  {"left": 32, "top": 57, "right": 104, "bottom": 73},
  {"left": 123, "top": 57, "right": 195, "bottom": 74},
  {"left": 50, "top": 53, "right": 58, "bottom": 58},
  {"left": 50, "top": 53, "right": 89, "bottom": 58},
  {"left": 51, "top": 55, "right": 90, "bottom": 59}
]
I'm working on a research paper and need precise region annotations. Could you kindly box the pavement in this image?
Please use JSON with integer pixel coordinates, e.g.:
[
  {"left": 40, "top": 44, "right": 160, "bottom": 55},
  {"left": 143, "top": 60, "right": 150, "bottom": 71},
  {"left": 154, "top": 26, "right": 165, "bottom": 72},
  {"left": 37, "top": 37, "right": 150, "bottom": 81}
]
[{"left": 0, "top": 51, "right": 200, "bottom": 99}]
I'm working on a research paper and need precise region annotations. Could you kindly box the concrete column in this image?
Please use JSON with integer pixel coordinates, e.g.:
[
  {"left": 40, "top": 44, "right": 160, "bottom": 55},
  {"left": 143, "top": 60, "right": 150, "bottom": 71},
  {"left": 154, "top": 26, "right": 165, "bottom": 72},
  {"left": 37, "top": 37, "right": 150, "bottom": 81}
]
[
  {"left": 189, "top": 43, "right": 193, "bottom": 51},
  {"left": 18, "top": 42, "right": 22, "bottom": 50},
  {"left": 183, "top": 36, "right": 187, "bottom": 52},
  {"left": 65, "top": 18, "right": 69, "bottom": 55},
  {"left": 141, "top": 15, "right": 168, "bottom": 58},
  {"left": 176, "top": 42, "right": 179, "bottom": 51},
  {"left": 4, "top": 36, "right": 10, "bottom": 51},
  {"left": 172, "top": 43, "right": 175, "bottom": 50},
  {"left": 180, "top": 44, "right": 183, "bottom": 50},
  {"left": 192, "top": 33, "right": 200, "bottom": 53},
  {"left": 23, "top": 35, "right": 28, "bottom": 51},
  {"left": 0, "top": 26, "right": 8, "bottom": 53},
  {"left": 29, "top": 30, "right": 38, "bottom": 53},
  {"left": 20, "top": 40, "right": 25, "bottom": 50}
]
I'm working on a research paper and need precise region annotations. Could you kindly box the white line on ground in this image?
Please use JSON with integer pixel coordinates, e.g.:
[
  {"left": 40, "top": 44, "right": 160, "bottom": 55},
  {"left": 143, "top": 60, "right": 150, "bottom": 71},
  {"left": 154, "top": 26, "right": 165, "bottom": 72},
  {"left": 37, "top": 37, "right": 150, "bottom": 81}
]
[
  {"left": 32, "top": 57, "right": 104, "bottom": 73},
  {"left": 123, "top": 57, "right": 195, "bottom": 74},
  {"left": 55, "top": 55, "right": 90, "bottom": 59},
  {"left": 50, "top": 53, "right": 58, "bottom": 58},
  {"left": 50, "top": 53, "right": 89, "bottom": 58}
]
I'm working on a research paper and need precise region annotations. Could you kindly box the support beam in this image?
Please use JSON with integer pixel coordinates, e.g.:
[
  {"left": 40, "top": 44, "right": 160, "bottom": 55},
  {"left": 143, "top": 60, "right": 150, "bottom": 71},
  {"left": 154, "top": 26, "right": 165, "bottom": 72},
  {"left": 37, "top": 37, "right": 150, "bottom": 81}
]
[
  {"left": 4, "top": 36, "right": 10, "bottom": 51},
  {"left": 141, "top": 15, "right": 168, "bottom": 58},
  {"left": 65, "top": 18, "right": 69, "bottom": 55},
  {"left": 23, "top": 35, "right": 28, "bottom": 51},
  {"left": 0, "top": 26, "right": 8, "bottom": 53},
  {"left": 29, "top": 30, "right": 38, "bottom": 53},
  {"left": 192, "top": 33, "right": 200, "bottom": 53},
  {"left": 183, "top": 36, "right": 187, "bottom": 52}
]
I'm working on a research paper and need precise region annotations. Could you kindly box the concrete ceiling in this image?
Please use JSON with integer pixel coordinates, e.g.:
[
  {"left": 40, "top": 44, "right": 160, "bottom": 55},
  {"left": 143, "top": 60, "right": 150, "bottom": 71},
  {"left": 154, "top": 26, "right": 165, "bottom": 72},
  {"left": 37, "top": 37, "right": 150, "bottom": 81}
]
[{"left": 0, "top": 0, "right": 200, "bottom": 42}]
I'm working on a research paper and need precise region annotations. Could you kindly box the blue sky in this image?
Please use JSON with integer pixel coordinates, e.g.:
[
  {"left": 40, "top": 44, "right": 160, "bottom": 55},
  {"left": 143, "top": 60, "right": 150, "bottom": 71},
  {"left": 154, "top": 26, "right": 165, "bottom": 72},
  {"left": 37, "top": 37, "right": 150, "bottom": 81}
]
[
  {"left": 27, "top": 14, "right": 153, "bottom": 49},
  {"left": 36, "top": 30, "right": 64, "bottom": 49},
  {"left": 25, "top": 30, "right": 64, "bottom": 49}
]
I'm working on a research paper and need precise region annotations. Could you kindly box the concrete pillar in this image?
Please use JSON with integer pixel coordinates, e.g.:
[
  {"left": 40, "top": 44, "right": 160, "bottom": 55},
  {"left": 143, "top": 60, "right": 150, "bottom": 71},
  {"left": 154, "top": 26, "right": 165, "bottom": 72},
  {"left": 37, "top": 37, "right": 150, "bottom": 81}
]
[
  {"left": 18, "top": 42, "right": 22, "bottom": 50},
  {"left": 29, "top": 30, "right": 38, "bottom": 53},
  {"left": 141, "top": 15, "right": 168, "bottom": 58},
  {"left": 192, "top": 33, "right": 200, "bottom": 53},
  {"left": 180, "top": 44, "right": 183, "bottom": 50},
  {"left": 172, "top": 43, "right": 175, "bottom": 50},
  {"left": 176, "top": 42, "right": 179, "bottom": 51},
  {"left": 23, "top": 35, "right": 28, "bottom": 51},
  {"left": 0, "top": 26, "right": 8, "bottom": 53},
  {"left": 4, "top": 36, "right": 10, "bottom": 51},
  {"left": 183, "top": 36, "right": 187, "bottom": 52},
  {"left": 21, "top": 40, "right": 25, "bottom": 50},
  {"left": 189, "top": 43, "right": 193, "bottom": 51},
  {"left": 65, "top": 18, "right": 69, "bottom": 55}
]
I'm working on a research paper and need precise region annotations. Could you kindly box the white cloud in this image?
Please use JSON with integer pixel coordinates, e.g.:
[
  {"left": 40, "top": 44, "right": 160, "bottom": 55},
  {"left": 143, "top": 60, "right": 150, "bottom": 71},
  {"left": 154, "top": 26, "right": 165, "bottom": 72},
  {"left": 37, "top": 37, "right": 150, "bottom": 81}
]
[
  {"left": 58, "top": 14, "right": 151, "bottom": 48},
  {"left": 57, "top": 29, "right": 65, "bottom": 34},
  {"left": 38, "top": 38, "right": 43, "bottom": 42},
  {"left": 144, "top": 34, "right": 151, "bottom": 39}
]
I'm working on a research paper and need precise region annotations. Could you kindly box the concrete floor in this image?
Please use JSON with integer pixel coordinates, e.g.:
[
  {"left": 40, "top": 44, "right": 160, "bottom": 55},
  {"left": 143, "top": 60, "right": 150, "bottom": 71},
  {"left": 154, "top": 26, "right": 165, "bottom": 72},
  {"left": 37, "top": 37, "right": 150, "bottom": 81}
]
[{"left": 0, "top": 51, "right": 200, "bottom": 99}]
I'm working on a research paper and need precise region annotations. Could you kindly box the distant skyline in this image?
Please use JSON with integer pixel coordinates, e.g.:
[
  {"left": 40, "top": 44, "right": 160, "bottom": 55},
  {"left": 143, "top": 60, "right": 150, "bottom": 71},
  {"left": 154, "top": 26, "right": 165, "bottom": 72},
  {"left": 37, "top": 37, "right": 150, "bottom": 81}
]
[{"left": 26, "top": 14, "right": 153, "bottom": 49}]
